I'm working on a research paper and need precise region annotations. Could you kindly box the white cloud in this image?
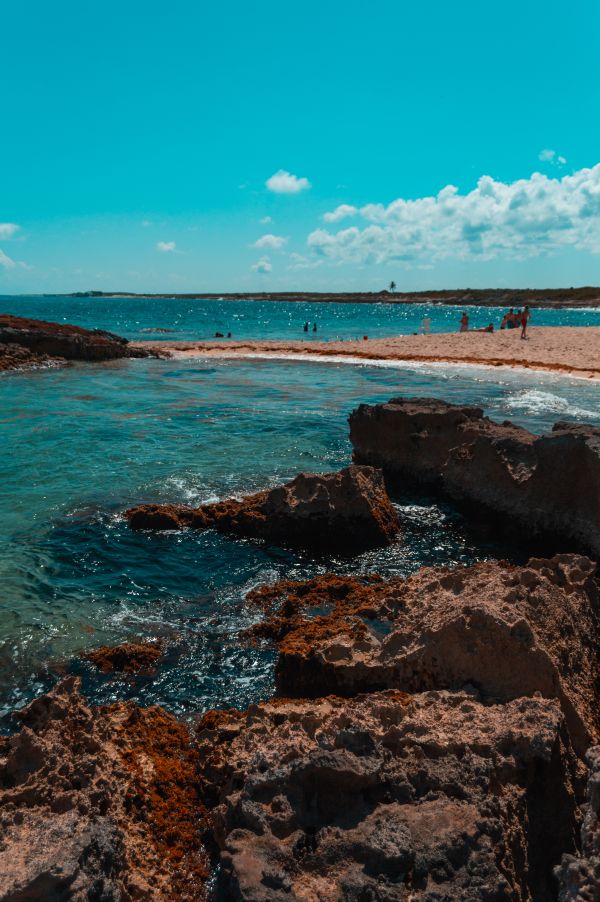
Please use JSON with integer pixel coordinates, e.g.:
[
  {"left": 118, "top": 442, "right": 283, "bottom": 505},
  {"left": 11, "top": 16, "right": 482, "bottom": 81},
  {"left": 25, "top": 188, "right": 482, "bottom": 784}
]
[
  {"left": 0, "top": 223, "right": 20, "bottom": 239},
  {"left": 539, "top": 149, "right": 567, "bottom": 166},
  {"left": 251, "top": 255, "right": 272, "bottom": 273},
  {"left": 157, "top": 240, "right": 176, "bottom": 252},
  {"left": 252, "top": 233, "right": 287, "bottom": 250},
  {"left": 0, "top": 249, "right": 16, "bottom": 269},
  {"left": 323, "top": 204, "right": 358, "bottom": 223},
  {"left": 266, "top": 169, "right": 311, "bottom": 194},
  {"left": 308, "top": 163, "right": 600, "bottom": 267},
  {"left": 260, "top": 215, "right": 273, "bottom": 224},
  {"left": 141, "top": 219, "right": 153, "bottom": 227}
]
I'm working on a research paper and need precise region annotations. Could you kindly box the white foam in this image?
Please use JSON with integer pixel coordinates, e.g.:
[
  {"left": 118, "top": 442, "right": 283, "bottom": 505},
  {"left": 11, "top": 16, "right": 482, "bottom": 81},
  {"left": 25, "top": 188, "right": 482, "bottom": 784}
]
[{"left": 504, "top": 389, "right": 598, "bottom": 419}]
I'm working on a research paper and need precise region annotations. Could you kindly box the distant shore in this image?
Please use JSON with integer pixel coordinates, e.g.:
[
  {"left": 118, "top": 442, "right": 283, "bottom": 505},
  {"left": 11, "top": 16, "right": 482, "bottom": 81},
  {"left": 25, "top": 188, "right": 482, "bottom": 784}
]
[
  {"left": 136, "top": 326, "right": 600, "bottom": 380},
  {"left": 65, "top": 287, "right": 600, "bottom": 308}
]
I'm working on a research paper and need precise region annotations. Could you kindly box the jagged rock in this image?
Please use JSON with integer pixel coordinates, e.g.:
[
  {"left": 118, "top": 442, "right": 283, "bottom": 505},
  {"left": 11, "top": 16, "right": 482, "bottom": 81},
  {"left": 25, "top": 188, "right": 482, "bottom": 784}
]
[
  {"left": 197, "top": 689, "right": 581, "bottom": 901},
  {"left": 82, "top": 640, "right": 163, "bottom": 674},
  {"left": 0, "top": 313, "right": 160, "bottom": 371},
  {"left": 557, "top": 745, "right": 600, "bottom": 901},
  {"left": 0, "top": 678, "right": 208, "bottom": 900},
  {"left": 126, "top": 465, "right": 401, "bottom": 553},
  {"left": 349, "top": 397, "right": 600, "bottom": 557},
  {"left": 247, "top": 555, "right": 600, "bottom": 754}
]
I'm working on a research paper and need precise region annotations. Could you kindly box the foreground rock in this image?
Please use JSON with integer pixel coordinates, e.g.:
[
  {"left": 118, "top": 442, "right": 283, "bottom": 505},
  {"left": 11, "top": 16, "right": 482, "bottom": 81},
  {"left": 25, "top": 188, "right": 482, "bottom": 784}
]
[
  {"left": 82, "top": 640, "right": 163, "bottom": 674},
  {"left": 197, "top": 689, "right": 580, "bottom": 900},
  {"left": 0, "top": 678, "right": 208, "bottom": 900},
  {"left": 126, "top": 465, "right": 401, "bottom": 553},
  {"left": 247, "top": 555, "right": 600, "bottom": 754},
  {"left": 0, "top": 313, "right": 161, "bottom": 371},
  {"left": 557, "top": 746, "right": 600, "bottom": 900},
  {"left": 349, "top": 397, "right": 600, "bottom": 558}
]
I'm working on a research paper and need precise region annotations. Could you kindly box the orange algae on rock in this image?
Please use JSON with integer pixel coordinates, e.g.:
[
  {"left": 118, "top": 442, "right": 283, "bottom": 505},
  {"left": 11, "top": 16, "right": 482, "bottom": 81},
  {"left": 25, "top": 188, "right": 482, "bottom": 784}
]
[{"left": 83, "top": 640, "right": 163, "bottom": 673}]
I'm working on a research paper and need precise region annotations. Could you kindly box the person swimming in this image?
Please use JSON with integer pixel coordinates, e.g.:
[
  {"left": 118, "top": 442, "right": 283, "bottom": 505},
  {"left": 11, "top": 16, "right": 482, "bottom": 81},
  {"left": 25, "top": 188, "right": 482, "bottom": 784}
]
[
  {"left": 313, "top": 322, "right": 317, "bottom": 332},
  {"left": 303, "top": 322, "right": 309, "bottom": 332},
  {"left": 459, "top": 312, "right": 469, "bottom": 332}
]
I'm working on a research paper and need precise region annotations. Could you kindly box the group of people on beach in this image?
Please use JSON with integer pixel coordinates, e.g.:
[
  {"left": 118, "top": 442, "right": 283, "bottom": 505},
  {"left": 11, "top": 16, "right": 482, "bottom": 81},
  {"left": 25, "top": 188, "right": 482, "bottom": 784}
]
[{"left": 459, "top": 305, "right": 531, "bottom": 339}]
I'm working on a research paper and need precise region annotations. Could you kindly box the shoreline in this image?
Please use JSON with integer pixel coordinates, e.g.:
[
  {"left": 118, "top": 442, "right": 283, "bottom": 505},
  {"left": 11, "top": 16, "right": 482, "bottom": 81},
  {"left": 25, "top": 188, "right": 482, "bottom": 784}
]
[{"left": 135, "top": 325, "right": 600, "bottom": 381}]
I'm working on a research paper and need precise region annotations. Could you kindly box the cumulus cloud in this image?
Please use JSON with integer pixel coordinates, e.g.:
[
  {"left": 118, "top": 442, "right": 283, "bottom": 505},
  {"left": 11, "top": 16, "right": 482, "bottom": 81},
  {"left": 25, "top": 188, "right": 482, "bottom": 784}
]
[
  {"left": 251, "top": 255, "right": 272, "bottom": 273},
  {"left": 252, "top": 233, "right": 287, "bottom": 250},
  {"left": 0, "top": 223, "right": 20, "bottom": 239},
  {"left": 157, "top": 240, "right": 176, "bottom": 252},
  {"left": 308, "top": 164, "right": 600, "bottom": 266},
  {"left": 539, "top": 149, "right": 567, "bottom": 166},
  {"left": 266, "top": 169, "right": 311, "bottom": 194},
  {"left": 260, "top": 215, "right": 273, "bottom": 224},
  {"left": 0, "top": 249, "right": 16, "bottom": 269},
  {"left": 323, "top": 204, "right": 358, "bottom": 223}
]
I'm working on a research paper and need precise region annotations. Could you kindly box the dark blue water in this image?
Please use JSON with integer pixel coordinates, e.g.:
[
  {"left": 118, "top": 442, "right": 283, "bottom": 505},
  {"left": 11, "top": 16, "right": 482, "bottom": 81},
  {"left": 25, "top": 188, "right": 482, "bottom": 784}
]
[
  {"left": 3, "top": 294, "right": 600, "bottom": 342},
  {"left": 2, "top": 349, "right": 599, "bottom": 728}
]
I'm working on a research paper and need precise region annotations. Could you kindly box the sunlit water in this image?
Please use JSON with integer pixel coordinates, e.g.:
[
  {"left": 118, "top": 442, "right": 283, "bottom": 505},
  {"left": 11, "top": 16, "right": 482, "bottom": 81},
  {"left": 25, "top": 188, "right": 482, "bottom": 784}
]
[
  {"left": 2, "top": 348, "right": 600, "bottom": 729},
  {"left": 3, "top": 293, "right": 600, "bottom": 341}
]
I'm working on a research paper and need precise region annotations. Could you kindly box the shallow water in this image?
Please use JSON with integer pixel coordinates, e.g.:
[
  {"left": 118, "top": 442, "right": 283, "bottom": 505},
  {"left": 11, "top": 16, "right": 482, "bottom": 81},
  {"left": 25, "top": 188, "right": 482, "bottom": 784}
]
[
  {"left": 2, "top": 353, "right": 599, "bottom": 727},
  {"left": 3, "top": 294, "right": 600, "bottom": 342}
]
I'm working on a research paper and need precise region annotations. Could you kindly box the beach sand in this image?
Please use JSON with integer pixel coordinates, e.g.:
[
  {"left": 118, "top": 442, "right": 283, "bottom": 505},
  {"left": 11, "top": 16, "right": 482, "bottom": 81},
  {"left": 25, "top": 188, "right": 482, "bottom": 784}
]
[{"left": 135, "top": 326, "right": 600, "bottom": 380}]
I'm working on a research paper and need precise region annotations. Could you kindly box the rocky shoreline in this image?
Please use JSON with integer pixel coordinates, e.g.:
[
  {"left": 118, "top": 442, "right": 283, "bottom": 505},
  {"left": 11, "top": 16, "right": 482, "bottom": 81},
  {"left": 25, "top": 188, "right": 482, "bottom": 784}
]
[
  {"left": 2, "top": 397, "right": 600, "bottom": 899},
  {"left": 0, "top": 314, "right": 163, "bottom": 372}
]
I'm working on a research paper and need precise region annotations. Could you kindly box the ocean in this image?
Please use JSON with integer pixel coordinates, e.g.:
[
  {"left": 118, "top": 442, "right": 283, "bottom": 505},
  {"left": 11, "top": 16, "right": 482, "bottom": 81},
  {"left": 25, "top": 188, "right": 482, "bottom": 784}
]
[{"left": 2, "top": 297, "right": 600, "bottom": 728}]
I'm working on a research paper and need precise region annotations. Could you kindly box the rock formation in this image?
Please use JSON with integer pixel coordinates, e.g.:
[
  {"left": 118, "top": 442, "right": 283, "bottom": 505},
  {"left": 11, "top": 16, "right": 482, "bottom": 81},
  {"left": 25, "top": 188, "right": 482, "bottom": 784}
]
[
  {"left": 349, "top": 397, "right": 600, "bottom": 558},
  {"left": 82, "top": 640, "right": 163, "bottom": 674},
  {"left": 557, "top": 745, "right": 600, "bottom": 900},
  {"left": 247, "top": 555, "right": 600, "bottom": 754},
  {"left": 126, "top": 465, "right": 401, "bottom": 553},
  {"left": 0, "top": 678, "right": 208, "bottom": 900},
  {"left": 197, "top": 690, "right": 580, "bottom": 900},
  {"left": 0, "top": 314, "right": 160, "bottom": 371}
]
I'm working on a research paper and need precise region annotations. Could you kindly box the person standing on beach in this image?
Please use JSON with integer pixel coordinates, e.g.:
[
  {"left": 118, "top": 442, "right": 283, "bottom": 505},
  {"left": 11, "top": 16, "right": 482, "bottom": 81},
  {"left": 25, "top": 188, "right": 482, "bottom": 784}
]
[
  {"left": 520, "top": 305, "right": 531, "bottom": 339},
  {"left": 459, "top": 312, "right": 469, "bottom": 332}
]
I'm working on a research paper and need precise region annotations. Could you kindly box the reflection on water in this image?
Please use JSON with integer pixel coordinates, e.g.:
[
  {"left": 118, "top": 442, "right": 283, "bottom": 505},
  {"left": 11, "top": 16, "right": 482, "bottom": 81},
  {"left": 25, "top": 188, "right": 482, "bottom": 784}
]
[{"left": 2, "top": 355, "right": 599, "bottom": 726}]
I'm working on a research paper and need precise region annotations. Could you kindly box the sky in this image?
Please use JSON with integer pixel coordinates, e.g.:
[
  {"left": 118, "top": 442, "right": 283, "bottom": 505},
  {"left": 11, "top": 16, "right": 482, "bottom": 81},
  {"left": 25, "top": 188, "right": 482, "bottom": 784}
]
[{"left": 1, "top": 0, "right": 600, "bottom": 294}]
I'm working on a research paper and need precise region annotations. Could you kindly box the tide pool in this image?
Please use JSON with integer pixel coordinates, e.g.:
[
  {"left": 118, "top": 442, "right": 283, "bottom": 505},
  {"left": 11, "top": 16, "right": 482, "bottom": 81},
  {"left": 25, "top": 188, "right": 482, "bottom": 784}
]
[{"left": 2, "top": 354, "right": 599, "bottom": 727}]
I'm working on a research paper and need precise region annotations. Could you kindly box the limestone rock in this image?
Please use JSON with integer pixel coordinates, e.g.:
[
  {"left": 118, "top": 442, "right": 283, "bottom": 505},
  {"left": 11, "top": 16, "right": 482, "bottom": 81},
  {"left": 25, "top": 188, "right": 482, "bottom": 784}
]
[
  {"left": 197, "top": 689, "right": 580, "bottom": 900},
  {"left": 126, "top": 465, "right": 401, "bottom": 554},
  {"left": 349, "top": 396, "right": 600, "bottom": 557}
]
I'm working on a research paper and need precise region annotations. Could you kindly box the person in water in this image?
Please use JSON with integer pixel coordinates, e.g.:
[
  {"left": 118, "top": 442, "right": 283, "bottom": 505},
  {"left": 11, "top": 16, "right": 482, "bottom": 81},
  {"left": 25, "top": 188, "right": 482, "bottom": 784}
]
[
  {"left": 459, "top": 312, "right": 469, "bottom": 332},
  {"left": 303, "top": 322, "right": 309, "bottom": 332},
  {"left": 520, "top": 305, "right": 531, "bottom": 339},
  {"left": 313, "top": 322, "right": 317, "bottom": 332}
]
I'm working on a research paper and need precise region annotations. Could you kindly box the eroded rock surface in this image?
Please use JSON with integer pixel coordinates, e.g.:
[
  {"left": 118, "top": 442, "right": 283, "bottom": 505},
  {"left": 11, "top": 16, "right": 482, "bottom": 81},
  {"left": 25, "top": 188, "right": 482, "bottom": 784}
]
[
  {"left": 197, "top": 689, "right": 580, "bottom": 901},
  {"left": 349, "top": 397, "right": 600, "bottom": 557},
  {"left": 247, "top": 555, "right": 600, "bottom": 754},
  {"left": 126, "top": 465, "right": 401, "bottom": 553},
  {"left": 0, "top": 313, "right": 160, "bottom": 371},
  {"left": 0, "top": 678, "right": 208, "bottom": 900},
  {"left": 82, "top": 640, "right": 163, "bottom": 674},
  {"left": 557, "top": 746, "right": 600, "bottom": 900}
]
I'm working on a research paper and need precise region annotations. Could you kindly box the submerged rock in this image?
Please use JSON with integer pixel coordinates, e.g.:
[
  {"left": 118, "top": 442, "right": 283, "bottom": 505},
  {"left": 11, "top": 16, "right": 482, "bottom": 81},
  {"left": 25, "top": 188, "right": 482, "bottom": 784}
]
[
  {"left": 349, "top": 396, "right": 600, "bottom": 557},
  {"left": 0, "top": 313, "right": 161, "bottom": 371},
  {"left": 82, "top": 640, "right": 163, "bottom": 674},
  {"left": 0, "top": 678, "right": 208, "bottom": 900},
  {"left": 197, "top": 689, "right": 580, "bottom": 900},
  {"left": 126, "top": 465, "right": 401, "bottom": 553}
]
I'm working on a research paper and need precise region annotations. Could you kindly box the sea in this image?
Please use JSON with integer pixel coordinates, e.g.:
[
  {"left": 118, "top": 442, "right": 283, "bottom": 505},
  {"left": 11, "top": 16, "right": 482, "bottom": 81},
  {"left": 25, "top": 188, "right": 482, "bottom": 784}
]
[{"left": 1, "top": 295, "right": 599, "bottom": 729}]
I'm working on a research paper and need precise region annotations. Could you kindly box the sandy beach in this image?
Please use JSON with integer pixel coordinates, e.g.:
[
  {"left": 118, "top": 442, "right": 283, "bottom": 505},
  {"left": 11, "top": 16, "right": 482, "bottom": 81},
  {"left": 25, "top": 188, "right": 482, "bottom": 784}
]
[{"left": 136, "top": 325, "right": 600, "bottom": 380}]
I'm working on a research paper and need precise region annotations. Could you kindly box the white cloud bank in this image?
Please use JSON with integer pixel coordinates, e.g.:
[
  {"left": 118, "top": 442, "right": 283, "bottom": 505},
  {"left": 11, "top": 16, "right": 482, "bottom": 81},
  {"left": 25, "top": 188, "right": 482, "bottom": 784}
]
[
  {"left": 266, "top": 169, "right": 311, "bottom": 194},
  {"left": 0, "top": 223, "right": 20, "bottom": 239},
  {"left": 0, "top": 249, "right": 16, "bottom": 269},
  {"left": 253, "top": 233, "right": 287, "bottom": 250},
  {"left": 251, "top": 255, "right": 272, "bottom": 273},
  {"left": 309, "top": 164, "right": 600, "bottom": 266},
  {"left": 157, "top": 240, "right": 176, "bottom": 252}
]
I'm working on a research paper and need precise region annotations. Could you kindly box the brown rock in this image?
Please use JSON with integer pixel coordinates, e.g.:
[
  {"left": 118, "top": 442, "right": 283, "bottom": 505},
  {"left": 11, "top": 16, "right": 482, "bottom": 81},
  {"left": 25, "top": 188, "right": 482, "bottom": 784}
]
[
  {"left": 196, "top": 689, "right": 581, "bottom": 900},
  {"left": 0, "top": 313, "right": 161, "bottom": 372},
  {"left": 0, "top": 678, "right": 209, "bottom": 900},
  {"left": 248, "top": 555, "right": 600, "bottom": 754},
  {"left": 556, "top": 745, "right": 600, "bottom": 900},
  {"left": 126, "top": 465, "right": 401, "bottom": 553},
  {"left": 82, "top": 640, "right": 163, "bottom": 674},
  {"left": 349, "top": 396, "right": 600, "bottom": 557}
]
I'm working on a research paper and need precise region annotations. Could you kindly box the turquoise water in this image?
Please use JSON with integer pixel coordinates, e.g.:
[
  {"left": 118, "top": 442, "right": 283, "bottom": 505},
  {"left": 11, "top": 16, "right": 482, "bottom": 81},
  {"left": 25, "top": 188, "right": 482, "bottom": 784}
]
[
  {"left": 2, "top": 349, "right": 600, "bottom": 728},
  {"left": 3, "top": 294, "right": 600, "bottom": 342}
]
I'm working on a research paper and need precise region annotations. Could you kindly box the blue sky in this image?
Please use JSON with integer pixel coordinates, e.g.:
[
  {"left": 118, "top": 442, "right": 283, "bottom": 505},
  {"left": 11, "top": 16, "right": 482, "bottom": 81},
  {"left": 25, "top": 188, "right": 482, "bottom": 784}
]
[{"left": 1, "top": 0, "right": 599, "bottom": 293}]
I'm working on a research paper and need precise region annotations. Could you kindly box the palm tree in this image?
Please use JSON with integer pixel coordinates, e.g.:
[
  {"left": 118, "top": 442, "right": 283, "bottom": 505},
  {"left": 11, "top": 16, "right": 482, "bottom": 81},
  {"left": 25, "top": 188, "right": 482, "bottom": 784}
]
[{"left": 389, "top": 280, "right": 396, "bottom": 293}]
